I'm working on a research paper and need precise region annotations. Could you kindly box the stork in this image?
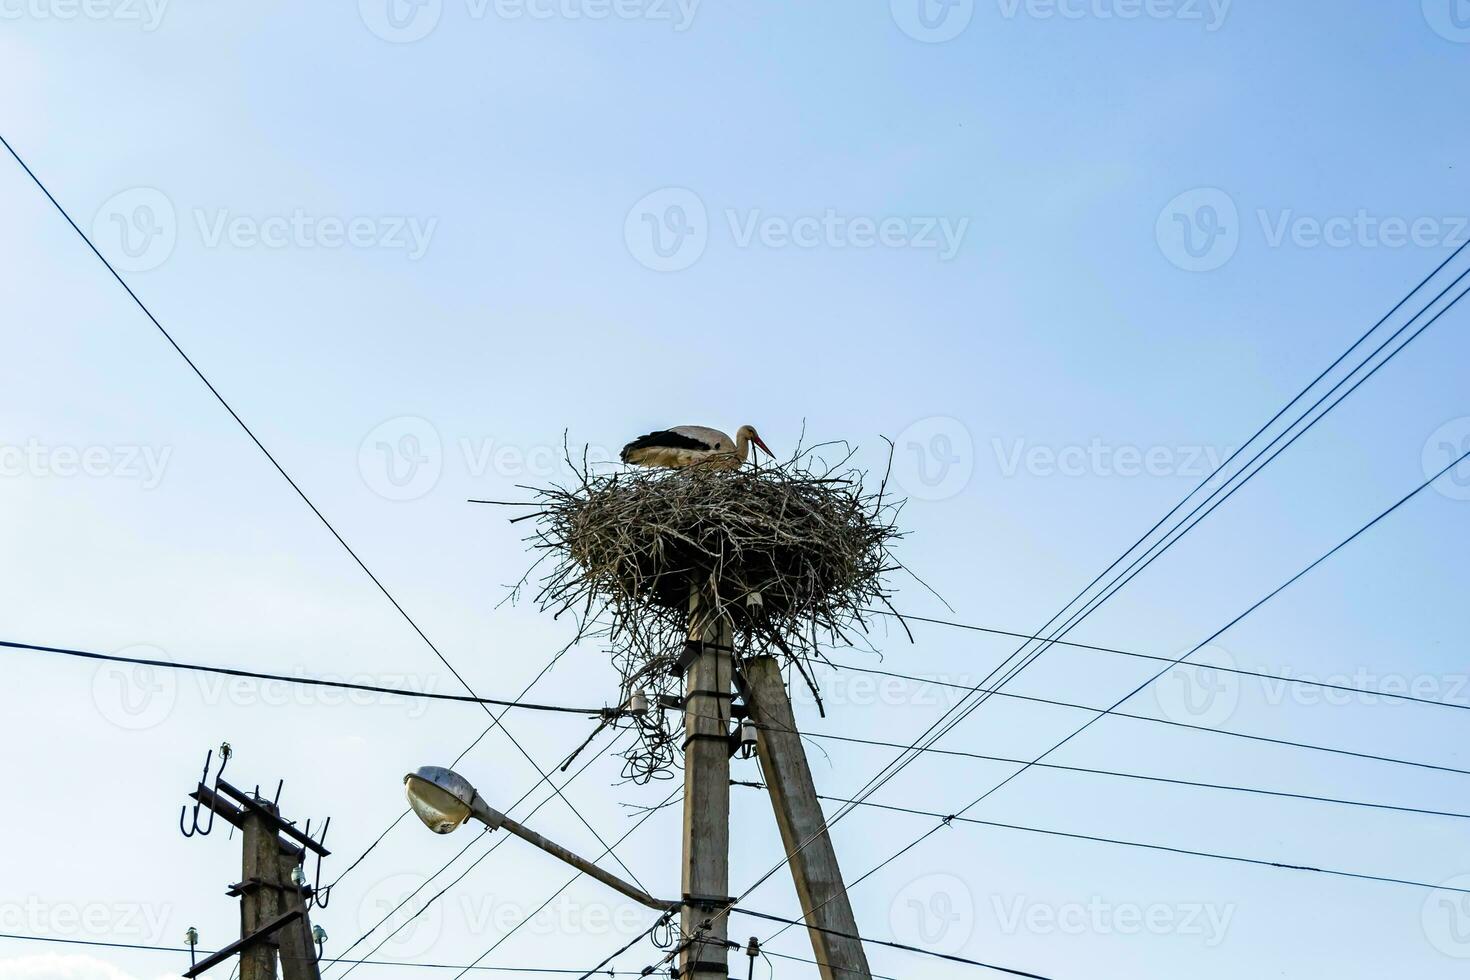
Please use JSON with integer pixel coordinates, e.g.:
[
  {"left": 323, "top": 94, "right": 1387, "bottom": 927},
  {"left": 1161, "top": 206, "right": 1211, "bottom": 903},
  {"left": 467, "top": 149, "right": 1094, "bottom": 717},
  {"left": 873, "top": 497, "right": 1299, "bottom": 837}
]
[{"left": 620, "top": 424, "right": 773, "bottom": 470}]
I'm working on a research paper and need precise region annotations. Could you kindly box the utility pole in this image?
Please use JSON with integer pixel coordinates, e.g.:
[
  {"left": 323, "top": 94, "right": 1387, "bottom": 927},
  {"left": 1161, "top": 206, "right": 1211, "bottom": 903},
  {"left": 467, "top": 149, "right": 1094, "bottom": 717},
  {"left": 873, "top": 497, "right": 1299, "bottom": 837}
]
[
  {"left": 743, "top": 656, "right": 872, "bottom": 980},
  {"left": 181, "top": 747, "right": 328, "bottom": 980},
  {"left": 678, "top": 583, "right": 733, "bottom": 980}
]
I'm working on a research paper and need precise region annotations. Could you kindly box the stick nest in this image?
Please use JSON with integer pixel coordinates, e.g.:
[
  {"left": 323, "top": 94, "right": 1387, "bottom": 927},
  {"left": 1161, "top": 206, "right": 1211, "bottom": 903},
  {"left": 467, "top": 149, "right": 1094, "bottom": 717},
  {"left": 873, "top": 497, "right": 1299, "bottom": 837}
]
[{"left": 511, "top": 442, "right": 907, "bottom": 781}]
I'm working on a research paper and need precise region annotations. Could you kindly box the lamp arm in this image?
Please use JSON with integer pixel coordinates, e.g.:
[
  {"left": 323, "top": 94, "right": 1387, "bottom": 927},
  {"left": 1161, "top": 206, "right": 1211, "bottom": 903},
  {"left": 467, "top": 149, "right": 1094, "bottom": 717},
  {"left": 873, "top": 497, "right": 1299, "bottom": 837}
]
[{"left": 469, "top": 796, "right": 678, "bottom": 912}]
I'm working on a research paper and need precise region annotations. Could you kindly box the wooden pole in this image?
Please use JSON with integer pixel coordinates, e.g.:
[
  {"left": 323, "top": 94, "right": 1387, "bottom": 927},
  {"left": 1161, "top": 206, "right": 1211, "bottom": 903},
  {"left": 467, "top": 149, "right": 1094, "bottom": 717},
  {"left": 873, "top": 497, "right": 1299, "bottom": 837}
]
[
  {"left": 680, "top": 581, "right": 733, "bottom": 980},
  {"left": 183, "top": 767, "right": 329, "bottom": 980},
  {"left": 240, "top": 803, "right": 283, "bottom": 980},
  {"left": 276, "top": 854, "right": 322, "bottom": 980},
  {"left": 745, "top": 655, "right": 872, "bottom": 980}
]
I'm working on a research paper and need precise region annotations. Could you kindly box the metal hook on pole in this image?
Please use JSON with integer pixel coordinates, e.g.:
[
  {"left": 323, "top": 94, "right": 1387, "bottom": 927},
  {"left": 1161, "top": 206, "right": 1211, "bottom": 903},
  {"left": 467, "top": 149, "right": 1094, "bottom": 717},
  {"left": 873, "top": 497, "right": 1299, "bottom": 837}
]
[
  {"left": 179, "top": 742, "right": 231, "bottom": 838},
  {"left": 307, "top": 817, "right": 331, "bottom": 907}
]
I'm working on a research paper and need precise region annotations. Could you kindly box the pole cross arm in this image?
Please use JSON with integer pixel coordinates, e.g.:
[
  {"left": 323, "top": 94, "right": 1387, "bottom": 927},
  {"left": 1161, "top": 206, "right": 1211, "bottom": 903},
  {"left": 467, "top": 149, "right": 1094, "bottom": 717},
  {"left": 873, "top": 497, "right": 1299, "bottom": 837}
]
[
  {"left": 182, "top": 908, "right": 301, "bottom": 978},
  {"left": 190, "top": 784, "right": 305, "bottom": 860},
  {"left": 215, "top": 779, "right": 331, "bottom": 857}
]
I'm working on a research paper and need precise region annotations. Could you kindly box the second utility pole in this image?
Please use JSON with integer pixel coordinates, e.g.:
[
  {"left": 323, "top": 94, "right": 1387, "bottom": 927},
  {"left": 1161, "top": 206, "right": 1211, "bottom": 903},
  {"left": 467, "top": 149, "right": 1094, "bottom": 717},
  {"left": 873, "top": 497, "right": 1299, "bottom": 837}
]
[
  {"left": 679, "top": 583, "right": 733, "bottom": 980},
  {"left": 183, "top": 762, "right": 326, "bottom": 980}
]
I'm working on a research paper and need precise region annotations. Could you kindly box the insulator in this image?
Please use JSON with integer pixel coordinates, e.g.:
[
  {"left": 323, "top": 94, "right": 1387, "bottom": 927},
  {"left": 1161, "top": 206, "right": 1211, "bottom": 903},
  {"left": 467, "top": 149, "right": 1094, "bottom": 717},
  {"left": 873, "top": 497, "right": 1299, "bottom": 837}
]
[{"left": 740, "top": 719, "right": 758, "bottom": 753}]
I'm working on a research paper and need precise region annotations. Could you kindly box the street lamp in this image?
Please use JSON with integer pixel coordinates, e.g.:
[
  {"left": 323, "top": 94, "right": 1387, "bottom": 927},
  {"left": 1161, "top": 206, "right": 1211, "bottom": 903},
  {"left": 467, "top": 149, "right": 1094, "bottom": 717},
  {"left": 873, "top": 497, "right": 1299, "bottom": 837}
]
[{"left": 403, "top": 766, "right": 677, "bottom": 912}]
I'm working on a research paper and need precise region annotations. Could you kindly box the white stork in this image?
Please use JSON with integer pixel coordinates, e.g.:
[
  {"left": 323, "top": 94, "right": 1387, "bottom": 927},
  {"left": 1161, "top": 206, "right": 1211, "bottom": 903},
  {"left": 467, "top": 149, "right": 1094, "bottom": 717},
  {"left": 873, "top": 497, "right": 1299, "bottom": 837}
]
[{"left": 620, "top": 424, "right": 773, "bottom": 470}]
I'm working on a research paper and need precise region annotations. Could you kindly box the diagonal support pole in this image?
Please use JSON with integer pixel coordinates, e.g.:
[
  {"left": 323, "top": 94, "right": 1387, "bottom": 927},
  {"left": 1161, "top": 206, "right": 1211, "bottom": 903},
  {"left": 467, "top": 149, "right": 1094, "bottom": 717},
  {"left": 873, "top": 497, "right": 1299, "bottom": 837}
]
[{"left": 744, "top": 656, "right": 872, "bottom": 980}]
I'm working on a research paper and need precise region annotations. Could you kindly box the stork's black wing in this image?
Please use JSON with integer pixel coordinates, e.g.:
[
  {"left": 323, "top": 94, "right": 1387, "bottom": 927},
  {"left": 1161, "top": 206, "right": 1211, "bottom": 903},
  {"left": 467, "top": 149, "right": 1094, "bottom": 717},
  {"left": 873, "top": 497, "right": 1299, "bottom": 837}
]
[{"left": 620, "top": 429, "right": 714, "bottom": 462}]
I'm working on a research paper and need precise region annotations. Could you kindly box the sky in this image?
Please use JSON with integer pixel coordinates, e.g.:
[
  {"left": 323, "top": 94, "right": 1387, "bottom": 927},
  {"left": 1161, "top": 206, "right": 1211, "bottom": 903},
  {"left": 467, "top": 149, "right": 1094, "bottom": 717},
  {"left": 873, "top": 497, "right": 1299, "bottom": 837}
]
[{"left": 2, "top": 1, "right": 1470, "bottom": 978}]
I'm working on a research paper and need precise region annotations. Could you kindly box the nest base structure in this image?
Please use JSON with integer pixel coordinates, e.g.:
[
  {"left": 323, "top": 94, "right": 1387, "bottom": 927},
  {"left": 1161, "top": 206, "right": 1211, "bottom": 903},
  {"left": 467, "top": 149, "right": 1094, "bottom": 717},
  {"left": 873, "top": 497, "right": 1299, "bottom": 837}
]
[
  {"left": 531, "top": 452, "right": 899, "bottom": 668},
  {"left": 519, "top": 447, "right": 903, "bottom": 780}
]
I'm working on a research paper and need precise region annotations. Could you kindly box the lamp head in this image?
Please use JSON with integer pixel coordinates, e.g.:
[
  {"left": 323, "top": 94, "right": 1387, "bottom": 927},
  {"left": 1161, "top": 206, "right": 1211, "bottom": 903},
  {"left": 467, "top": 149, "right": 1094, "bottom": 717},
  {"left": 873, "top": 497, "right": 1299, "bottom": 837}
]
[{"left": 403, "top": 766, "right": 479, "bottom": 834}]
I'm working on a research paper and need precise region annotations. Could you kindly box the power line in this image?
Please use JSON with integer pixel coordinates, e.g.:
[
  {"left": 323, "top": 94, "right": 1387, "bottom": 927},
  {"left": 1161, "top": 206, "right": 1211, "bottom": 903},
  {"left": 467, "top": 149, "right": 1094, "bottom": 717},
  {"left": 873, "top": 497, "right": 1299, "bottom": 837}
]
[
  {"left": 570, "top": 912, "right": 673, "bottom": 980},
  {"left": 0, "top": 132, "right": 491, "bottom": 721},
  {"left": 761, "top": 947, "right": 901, "bottom": 980},
  {"left": 623, "top": 907, "right": 1059, "bottom": 980},
  {"left": 1, "top": 638, "right": 606, "bottom": 714},
  {"left": 23, "top": 620, "right": 1463, "bottom": 777},
  {"left": 0, "top": 931, "right": 644, "bottom": 973},
  {"left": 825, "top": 663, "right": 1470, "bottom": 775},
  {"left": 772, "top": 729, "right": 1470, "bottom": 820},
  {"left": 866, "top": 611, "right": 1469, "bottom": 713},
  {"left": 331, "top": 826, "right": 492, "bottom": 972},
  {"left": 950, "top": 446, "right": 1470, "bottom": 819},
  {"left": 809, "top": 794, "right": 1470, "bottom": 896},
  {"left": 17, "top": 609, "right": 1465, "bottom": 722},
  {"left": 730, "top": 909, "right": 1057, "bottom": 978},
  {"left": 0, "top": 132, "right": 646, "bottom": 899},
  {"left": 927, "top": 265, "right": 1470, "bottom": 754}
]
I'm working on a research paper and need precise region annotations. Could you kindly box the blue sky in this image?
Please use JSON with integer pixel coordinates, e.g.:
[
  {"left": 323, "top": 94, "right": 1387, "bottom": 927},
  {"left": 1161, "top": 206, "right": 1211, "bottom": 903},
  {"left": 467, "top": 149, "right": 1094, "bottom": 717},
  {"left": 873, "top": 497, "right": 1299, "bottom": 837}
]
[{"left": 3, "top": 2, "right": 1470, "bottom": 978}]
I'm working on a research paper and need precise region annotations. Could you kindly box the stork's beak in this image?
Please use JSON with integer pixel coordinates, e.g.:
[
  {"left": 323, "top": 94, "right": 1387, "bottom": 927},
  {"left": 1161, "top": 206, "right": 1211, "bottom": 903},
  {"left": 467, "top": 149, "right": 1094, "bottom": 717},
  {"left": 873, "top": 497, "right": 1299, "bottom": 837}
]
[{"left": 752, "top": 433, "right": 773, "bottom": 457}]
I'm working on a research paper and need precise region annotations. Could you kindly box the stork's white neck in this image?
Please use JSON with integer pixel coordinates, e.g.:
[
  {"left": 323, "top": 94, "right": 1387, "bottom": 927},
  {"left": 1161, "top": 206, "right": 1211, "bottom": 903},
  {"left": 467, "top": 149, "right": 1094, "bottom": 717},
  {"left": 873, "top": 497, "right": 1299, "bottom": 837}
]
[{"left": 733, "top": 428, "right": 753, "bottom": 462}]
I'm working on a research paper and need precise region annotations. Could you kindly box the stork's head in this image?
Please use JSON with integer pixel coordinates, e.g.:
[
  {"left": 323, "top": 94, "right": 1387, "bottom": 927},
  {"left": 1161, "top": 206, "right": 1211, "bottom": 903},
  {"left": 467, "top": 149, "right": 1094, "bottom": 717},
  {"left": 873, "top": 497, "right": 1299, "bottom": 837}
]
[{"left": 738, "top": 425, "right": 773, "bottom": 458}]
